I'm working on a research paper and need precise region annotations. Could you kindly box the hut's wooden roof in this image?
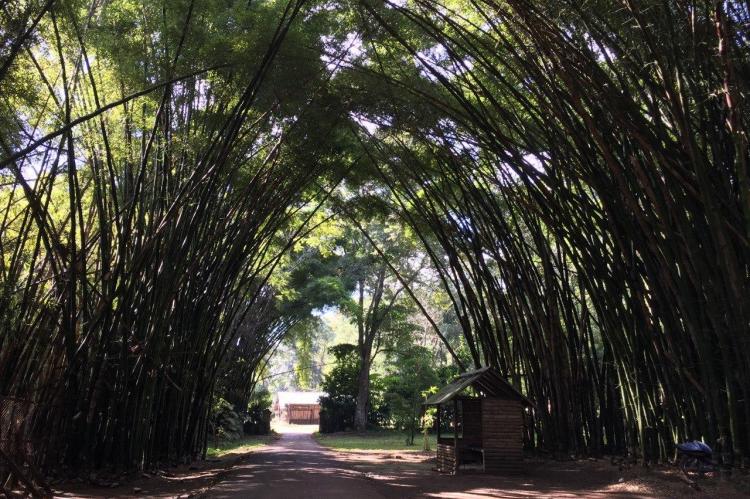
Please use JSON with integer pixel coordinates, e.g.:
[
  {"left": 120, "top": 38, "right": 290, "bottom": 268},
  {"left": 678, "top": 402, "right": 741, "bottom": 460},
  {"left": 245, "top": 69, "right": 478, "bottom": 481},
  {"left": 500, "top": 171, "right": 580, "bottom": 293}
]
[{"left": 423, "top": 366, "right": 532, "bottom": 407}]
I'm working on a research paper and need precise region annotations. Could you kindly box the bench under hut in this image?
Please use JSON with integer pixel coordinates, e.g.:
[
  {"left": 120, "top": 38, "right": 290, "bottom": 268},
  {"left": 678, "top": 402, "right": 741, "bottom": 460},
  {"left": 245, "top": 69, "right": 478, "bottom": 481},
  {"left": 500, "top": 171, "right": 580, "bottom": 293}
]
[{"left": 424, "top": 366, "right": 532, "bottom": 474}]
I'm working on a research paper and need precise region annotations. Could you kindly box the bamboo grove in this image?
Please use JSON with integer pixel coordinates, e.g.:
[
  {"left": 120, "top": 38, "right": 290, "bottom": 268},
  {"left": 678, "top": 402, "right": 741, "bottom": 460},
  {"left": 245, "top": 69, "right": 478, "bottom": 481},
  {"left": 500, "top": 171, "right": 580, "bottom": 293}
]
[
  {"left": 1, "top": 0, "right": 749, "bottom": 477},
  {"left": 350, "top": 0, "right": 750, "bottom": 461},
  {"left": 0, "top": 0, "right": 339, "bottom": 471}
]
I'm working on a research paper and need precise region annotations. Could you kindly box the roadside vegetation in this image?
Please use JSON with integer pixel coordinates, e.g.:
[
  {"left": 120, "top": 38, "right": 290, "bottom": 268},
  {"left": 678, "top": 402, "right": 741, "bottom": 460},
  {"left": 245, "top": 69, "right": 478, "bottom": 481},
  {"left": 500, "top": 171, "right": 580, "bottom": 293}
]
[
  {"left": 206, "top": 435, "right": 278, "bottom": 459},
  {"left": 314, "top": 431, "right": 437, "bottom": 452}
]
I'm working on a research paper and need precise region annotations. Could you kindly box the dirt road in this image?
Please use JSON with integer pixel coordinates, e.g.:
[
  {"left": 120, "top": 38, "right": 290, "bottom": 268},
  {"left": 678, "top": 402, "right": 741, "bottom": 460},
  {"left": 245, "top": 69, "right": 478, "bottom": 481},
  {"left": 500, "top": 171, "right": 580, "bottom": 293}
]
[
  {"left": 202, "top": 427, "right": 643, "bottom": 499},
  {"left": 201, "top": 427, "right": 742, "bottom": 499},
  {"left": 54, "top": 425, "right": 744, "bottom": 498},
  {"left": 203, "top": 426, "right": 385, "bottom": 498}
]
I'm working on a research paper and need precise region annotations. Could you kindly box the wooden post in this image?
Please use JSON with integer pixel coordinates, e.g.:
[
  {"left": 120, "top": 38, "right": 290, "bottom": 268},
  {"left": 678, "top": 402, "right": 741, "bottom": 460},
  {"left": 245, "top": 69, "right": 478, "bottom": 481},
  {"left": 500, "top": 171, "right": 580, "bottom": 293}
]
[
  {"left": 436, "top": 405, "right": 441, "bottom": 441},
  {"left": 453, "top": 398, "right": 459, "bottom": 475}
]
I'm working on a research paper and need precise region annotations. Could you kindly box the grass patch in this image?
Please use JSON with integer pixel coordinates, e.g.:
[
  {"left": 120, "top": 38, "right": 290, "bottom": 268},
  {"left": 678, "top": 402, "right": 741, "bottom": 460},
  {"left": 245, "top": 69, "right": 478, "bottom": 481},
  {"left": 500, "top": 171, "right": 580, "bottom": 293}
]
[
  {"left": 206, "top": 434, "right": 277, "bottom": 458},
  {"left": 314, "top": 430, "right": 437, "bottom": 452}
]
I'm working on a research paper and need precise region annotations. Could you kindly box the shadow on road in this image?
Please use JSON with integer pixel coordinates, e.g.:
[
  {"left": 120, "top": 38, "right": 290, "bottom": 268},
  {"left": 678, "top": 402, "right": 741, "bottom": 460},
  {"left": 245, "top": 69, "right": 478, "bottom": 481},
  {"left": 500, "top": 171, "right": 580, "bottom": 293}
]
[{"left": 202, "top": 426, "right": 660, "bottom": 499}]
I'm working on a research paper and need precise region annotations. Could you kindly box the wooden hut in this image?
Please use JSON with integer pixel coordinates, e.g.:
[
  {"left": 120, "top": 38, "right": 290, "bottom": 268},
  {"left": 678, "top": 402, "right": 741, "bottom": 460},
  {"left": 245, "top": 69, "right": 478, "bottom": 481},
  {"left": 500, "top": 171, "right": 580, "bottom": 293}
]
[
  {"left": 272, "top": 391, "right": 325, "bottom": 424},
  {"left": 424, "top": 367, "right": 532, "bottom": 474}
]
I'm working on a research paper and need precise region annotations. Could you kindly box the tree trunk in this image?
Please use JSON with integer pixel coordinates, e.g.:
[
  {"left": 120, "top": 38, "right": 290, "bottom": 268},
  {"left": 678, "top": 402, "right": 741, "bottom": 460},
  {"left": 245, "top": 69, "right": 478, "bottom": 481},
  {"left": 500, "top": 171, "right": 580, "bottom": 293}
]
[{"left": 354, "top": 356, "right": 371, "bottom": 432}]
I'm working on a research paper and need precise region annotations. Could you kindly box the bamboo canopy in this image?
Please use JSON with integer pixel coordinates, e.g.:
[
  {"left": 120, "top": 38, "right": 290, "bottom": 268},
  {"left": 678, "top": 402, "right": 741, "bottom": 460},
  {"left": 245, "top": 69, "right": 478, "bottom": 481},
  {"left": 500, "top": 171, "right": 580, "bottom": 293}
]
[{"left": 0, "top": 0, "right": 748, "bottom": 479}]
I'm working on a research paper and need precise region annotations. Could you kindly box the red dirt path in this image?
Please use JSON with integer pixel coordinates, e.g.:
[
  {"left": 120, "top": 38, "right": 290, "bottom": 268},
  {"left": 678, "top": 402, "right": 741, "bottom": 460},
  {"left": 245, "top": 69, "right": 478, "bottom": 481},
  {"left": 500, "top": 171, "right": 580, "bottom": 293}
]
[
  {"left": 55, "top": 427, "right": 749, "bottom": 498},
  {"left": 199, "top": 427, "right": 745, "bottom": 499}
]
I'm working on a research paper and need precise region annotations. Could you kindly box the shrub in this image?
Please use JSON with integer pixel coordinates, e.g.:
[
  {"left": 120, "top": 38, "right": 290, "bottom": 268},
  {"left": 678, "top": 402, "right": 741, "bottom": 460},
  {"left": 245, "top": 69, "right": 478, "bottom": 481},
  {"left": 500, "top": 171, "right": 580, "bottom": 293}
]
[{"left": 244, "top": 387, "right": 272, "bottom": 435}]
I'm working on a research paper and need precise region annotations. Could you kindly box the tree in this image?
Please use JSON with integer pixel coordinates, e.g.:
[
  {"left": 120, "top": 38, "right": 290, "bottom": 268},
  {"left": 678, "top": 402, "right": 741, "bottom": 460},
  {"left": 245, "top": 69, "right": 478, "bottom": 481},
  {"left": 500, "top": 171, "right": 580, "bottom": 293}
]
[
  {"left": 334, "top": 218, "right": 425, "bottom": 432},
  {"left": 382, "top": 345, "right": 439, "bottom": 445},
  {"left": 319, "top": 344, "right": 359, "bottom": 433}
]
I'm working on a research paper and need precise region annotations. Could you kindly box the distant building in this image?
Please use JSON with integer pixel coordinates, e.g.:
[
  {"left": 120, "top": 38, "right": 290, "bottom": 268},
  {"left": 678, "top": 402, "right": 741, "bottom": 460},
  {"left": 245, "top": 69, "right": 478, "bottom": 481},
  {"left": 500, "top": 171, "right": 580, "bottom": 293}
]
[{"left": 272, "top": 391, "right": 326, "bottom": 424}]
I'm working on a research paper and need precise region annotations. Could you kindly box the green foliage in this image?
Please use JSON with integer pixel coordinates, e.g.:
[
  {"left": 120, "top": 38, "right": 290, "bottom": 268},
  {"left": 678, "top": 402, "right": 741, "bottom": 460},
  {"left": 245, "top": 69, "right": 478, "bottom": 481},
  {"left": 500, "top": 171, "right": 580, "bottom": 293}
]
[
  {"left": 320, "top": 343, "right": 359, "bottom": 404},
  {"left": 287, "top": 318, "right": 332, "bottom": 389},
  {"left": 319, "top": 343, "right": 359, "bottom": 433},
  {"left": 421, "top": 404, "right": 437, "bottom": 451},
  {"left": 206, "top": 435, "right": 275, "bottom": 458},
  {"left": 382, "top": 346, "right": 439, "bottom": 445},
  {"left": 248, "top": 387, "right": 272, "bottom": 413},
  {"left": 321, "top": 344, "right": 359, "bottom": 399},
  {"left": 211, "top": 398, "right": 244, "bottom": 441},
  {"left": 281, "top": 249, "right": 354, "bottom": 317},
  {"left": 9, "top": 0, "right": 743, "bottom": 470},
  {"left": 318, "top": 343, "right": 387, "bottom": 432},
  {"left": 245, "top": 388, "right": 272, "bottom": 436}
]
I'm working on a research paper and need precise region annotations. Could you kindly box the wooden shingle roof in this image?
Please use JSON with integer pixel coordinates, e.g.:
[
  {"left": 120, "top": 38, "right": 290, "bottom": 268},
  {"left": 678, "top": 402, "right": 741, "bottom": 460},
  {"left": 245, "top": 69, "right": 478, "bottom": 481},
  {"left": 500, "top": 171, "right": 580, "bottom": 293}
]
[{"left": 423, "top": 366, "right": 532, "bottom": 407}]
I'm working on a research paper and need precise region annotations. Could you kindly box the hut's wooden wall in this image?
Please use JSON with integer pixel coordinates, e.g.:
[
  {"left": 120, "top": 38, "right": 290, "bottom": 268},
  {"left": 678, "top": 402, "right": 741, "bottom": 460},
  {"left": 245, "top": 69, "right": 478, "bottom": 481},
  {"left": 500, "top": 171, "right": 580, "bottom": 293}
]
[
  {"left": 436, "top": 443, "right": 457, "bottom": 473},
  {"left": 481, "top": 398, "right": 523, "bottom": 472}
]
